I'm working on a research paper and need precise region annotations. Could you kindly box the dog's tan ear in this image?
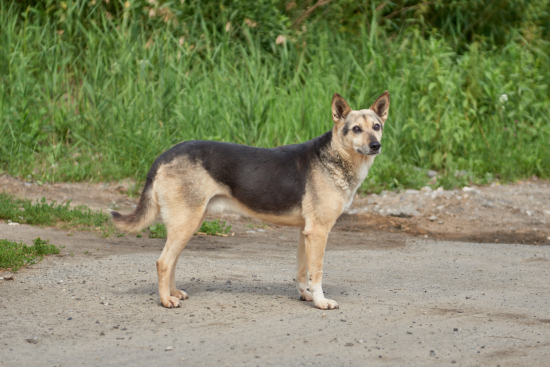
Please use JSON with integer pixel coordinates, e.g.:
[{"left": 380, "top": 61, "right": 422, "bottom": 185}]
[
  {"left": 331, "top": 93, "right": 352, "bottom": 125},
  {"left": 370, "top": 91, "right": 390, "bottom": 123}
]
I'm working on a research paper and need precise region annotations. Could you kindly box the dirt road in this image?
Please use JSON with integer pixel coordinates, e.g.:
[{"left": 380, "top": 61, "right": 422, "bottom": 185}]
[{"left": 1, "top": 175, "right": 549, "bottom": 366}]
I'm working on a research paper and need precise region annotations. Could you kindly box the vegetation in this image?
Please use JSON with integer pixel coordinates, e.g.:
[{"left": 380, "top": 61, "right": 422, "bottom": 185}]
[
  {"left": 0, "top": 192, "right": 113, "bottom": 235},
  {"left": 1, "top": 1, "right": 549, "bottom": 191},
  {"left": 198, "top": 220, "right": 232, "bottom": 236},
  {"left": 0, "top": 237, "right": 60, "bottom": 271},
  {"left": 148, "top": 223, "right": 167, "bottom": 238}
]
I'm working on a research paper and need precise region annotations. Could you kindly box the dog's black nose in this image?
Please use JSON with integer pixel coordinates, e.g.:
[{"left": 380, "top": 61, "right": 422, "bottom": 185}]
[{"left": 369, "top": 141, "right": 381, "bottom": 151}]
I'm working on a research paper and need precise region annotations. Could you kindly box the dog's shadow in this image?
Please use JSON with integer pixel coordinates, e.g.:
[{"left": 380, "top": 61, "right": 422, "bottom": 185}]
[{"left": 120, "top": 280, "right": 345, "bottom": 302}]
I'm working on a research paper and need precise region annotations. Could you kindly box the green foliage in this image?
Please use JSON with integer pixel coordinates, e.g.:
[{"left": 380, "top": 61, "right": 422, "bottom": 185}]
[
  {"left": 0, "top": 237, "right": 60, "bottom": 272},
  {"left": 148, "top": 223, "right": 167, "bottom": 238},
  {"left": 0, "top": 193, "right": 111, "bottom": 232},
  {"left": 198, "top": 220, "right": 232, "bottom": 236},
  {"left": 0, "top": 1, "right": 549, "bottom": 191}
]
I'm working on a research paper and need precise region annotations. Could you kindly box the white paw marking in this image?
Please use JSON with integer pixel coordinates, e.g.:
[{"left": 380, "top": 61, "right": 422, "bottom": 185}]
[
  {"left": 314, "top": 298, "right": 339, "bottom": 310},
  {"left": 299, "top": 288, "right": 313, "bottom": 302}
]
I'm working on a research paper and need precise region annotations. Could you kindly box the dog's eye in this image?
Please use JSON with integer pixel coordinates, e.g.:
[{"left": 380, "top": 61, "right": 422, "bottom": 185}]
[
  {"left": 352, "top": 126, "right": 361, "bottom": 133},
  {"left": 373, "top": 124, "right": 381, "bottom": 131}
]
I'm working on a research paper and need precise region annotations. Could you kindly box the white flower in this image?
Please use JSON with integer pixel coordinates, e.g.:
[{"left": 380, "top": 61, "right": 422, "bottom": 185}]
[{"left": 499, "top": 94, "right": 508, "bottom": 104}]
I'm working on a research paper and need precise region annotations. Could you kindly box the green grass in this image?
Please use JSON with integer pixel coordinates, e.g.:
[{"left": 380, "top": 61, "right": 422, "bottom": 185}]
[
  {"left": 147, "top": 221, "right": 233, "bottom": 239},
  {"left": 0, "top": 1, "right": 549, "bottom": 191},
  {"left": 148, "top": 223, "right": 167, "bottom": 238},
  {"left": 0, "top": 237, "right": 60, "bottom": 272},
  {"left": 198, "top": 220, "right": 232, "bottom": 236},
  {"left": 0, "top": 192, "right": 113, "bottom": 235}
]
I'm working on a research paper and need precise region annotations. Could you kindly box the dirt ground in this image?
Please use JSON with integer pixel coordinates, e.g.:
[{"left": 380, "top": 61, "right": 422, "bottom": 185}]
[{"left": 1, "top": 173, "right": 549, "bottom": 366}]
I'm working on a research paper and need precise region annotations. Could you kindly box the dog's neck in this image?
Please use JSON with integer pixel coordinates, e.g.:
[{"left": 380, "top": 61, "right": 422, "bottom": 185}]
[{"left": 317, "top": 129, "right": 374, "bottom": 192}]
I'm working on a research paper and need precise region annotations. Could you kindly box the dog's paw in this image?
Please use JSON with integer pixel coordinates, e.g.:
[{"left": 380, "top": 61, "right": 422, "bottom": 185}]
[
  {"left": 161, "top": 296, "right": 182, "bottom": 308},
  {"left": 314, "top": 298, "right": 339, "bottom": 310},
  {"left": 299, "top": 288, "right": 313, "bottom": 302},
  {"left": 171, "top": 289, "right": 188, "bottom": 300}
]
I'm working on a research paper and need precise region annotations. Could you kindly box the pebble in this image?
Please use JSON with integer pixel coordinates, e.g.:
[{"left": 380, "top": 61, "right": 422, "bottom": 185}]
[
  {"left": 3, "top": 275, "right": 14, "bottom": 281},
  {"left": 345, "top": 343, "right": 354, "bottom": 347},
  {"left": 257, "top": 228, "right": 265, "bottom": 232},
  {"left": 420, "top": 186, "right": 433, "bottom": 193},
  {"left": 26, "top": 337, "right": 38, "bottom": 344},
  {"left": 245, "top": 231, "right": 256, "bottom": 234},
  {"left": 165, "top": 346, "right": 173, "bottom": 351},
  {"left": 226, "top": 280, "right": 231, "bottom": 284},
  {"left": 429, "top": 215, "right": 438, "bottom": 222}
]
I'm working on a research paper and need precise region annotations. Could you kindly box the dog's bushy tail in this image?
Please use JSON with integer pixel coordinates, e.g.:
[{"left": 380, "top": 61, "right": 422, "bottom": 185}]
[{"left": 110, "top": 178, "right": 159, "bottom": 233}]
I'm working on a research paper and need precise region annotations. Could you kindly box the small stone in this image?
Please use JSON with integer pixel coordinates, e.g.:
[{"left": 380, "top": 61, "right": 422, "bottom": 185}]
[
  {"left": 3, "top": 275, "right": 14, "bottom": 281},
  {"left": 165, "top": 346, "right": 173, "bottom": 351},
  {"left": 8, "top": 222, "right": 20, "bottom": 226},
  {"left": 257, "top": 228, "right": 265, "bottom": 232},
  {"left": 68, "top": 317, "right": 72, "bottom": 320},
  {"left": 427, "top": 170, "right": 438, "bottom": 178},
  {"left": 358, "top": 340, "right": 364, "bottom": 343},
  {"left": 420, "top": 186, "right": 433, "bottom": 193},
  {"left": 406, "top": 331, "right": 412, "bottom": 334},
  {"left": 430, "top": 350, "right": 436, "bottom": 357},
  {"left": 345, "top": 343, "right": 354, "bottom": 347},
  {"left": 453, "top": 328, "right": 458, "bottom": 331},
  {"left": 429, "top": 215, "right": 438, "bottom": 222},
  {"left": 245, "top": 230, "right": 256, "bottom": 234},
  {"left": 340, "top": 319, "right": 346, "bottom": 322},
  {"left": 26, "top": 337, "right": 38, "bottom": 344},
  {"left": 226, "top": 280, "right": 232, "bottom": 284}
]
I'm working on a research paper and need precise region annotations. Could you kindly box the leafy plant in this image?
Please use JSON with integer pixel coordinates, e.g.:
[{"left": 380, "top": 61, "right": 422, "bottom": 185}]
[
  {"left": 0, "top": 237, "right": 60, "bottom": 272},
  {"left": 0, "top": 193, "right": 113, "bottom": 235},
  {"left": 148, "top": 223, "right": 167, "bottom": 238},
  {"left": 198, "top": 220, "right": 232, "bottom": 236}
]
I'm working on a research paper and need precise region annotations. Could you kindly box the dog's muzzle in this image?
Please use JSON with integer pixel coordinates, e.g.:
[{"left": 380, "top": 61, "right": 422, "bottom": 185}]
[{"left": 356, "top": 142, "right": 381, "bottom": 156}]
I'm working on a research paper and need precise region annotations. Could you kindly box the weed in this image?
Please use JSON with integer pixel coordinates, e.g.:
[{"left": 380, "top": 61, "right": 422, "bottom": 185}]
[
  {"left": 148, "top": 224, "right": 167, "bottom": 239},
  {"left": 0, "top": 193, "right": 112, "bottom": 232},
  {"left": 0, "top": 1, "right": 548, "bottom": 190},
  {"left": 0, "top": 237, "right": 60, "bottom": 272},
  {"left": 136, "top": 234, "right": 142, "bottom": 238},
  {"left": 198, "top": 220, "right": 232, "bottom": 236}
]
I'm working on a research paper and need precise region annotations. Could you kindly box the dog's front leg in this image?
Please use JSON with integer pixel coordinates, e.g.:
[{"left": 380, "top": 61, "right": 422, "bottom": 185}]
[
  {"left": 296, "top": 226, "right": 313, "bottom": 302},
  {"left": 303, "top": 226, "right": 339, "bottom": 310}
]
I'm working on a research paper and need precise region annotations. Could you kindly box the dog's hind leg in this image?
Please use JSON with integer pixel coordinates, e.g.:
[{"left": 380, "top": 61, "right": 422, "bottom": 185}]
[
  {"left": 296, "top": 226, "right": 313, "bottom": 302},
  {"left": 168, "top": 213, "right": 206, "bottom": 302},
  {"left": 157, "top": 211, "right": 205, "bottom": 308}
]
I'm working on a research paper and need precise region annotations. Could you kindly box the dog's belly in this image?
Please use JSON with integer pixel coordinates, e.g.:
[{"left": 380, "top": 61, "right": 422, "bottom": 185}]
[{"left": 206, "top": 195, "right": 304, "bottom": 226}]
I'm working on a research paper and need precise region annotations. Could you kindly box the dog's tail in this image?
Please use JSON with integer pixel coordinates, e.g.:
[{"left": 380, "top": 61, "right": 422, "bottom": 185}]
[{"left": 110, "top": 177, "right": 159, "bottom": 233}]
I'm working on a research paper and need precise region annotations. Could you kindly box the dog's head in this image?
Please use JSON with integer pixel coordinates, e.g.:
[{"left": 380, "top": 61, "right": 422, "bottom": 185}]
[{"left": 331, "top": 91, "right": 390, "bottom": 157}]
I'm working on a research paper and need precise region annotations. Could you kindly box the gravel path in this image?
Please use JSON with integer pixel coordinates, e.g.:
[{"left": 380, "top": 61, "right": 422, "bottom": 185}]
[{"left": 1, "top": 220, "right": 549, "bottom": 366}]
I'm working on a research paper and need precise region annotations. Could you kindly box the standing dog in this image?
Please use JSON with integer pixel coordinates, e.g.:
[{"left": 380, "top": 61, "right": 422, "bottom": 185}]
[{"left": 111, "top": 92, "right": 389, "bottom": 310}]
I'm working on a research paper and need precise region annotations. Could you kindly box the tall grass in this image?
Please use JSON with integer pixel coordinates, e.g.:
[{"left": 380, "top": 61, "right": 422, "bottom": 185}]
[{"left": 1, "top": 1, "right": 549, "bottom": 191}]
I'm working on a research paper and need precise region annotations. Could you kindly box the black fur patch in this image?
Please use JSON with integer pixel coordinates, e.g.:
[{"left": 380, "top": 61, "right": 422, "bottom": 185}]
[
  {"left": 342, "top": 121, "right": 350, "bottom": 136},
  {"left": 147, "top": 134, "right": 335, "bottom": 215}
]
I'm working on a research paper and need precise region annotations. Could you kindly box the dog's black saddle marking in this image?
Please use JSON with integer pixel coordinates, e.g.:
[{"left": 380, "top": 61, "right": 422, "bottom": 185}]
[{"left": 148, "top": 132, "right": 334, "bottom": 215}]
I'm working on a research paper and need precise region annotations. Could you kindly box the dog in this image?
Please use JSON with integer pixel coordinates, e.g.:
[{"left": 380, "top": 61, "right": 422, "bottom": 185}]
[{"left": 111, "top": 92, "right": 389, "bottom": 310}]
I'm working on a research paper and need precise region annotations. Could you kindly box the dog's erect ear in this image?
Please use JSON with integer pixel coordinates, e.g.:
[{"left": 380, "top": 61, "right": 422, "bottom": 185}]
[
  {"left": 370, "top": 91, "right": 390, "bottom": 123},
  {"left": 331, "top": 93, "right": 352, "bottom": 125}
]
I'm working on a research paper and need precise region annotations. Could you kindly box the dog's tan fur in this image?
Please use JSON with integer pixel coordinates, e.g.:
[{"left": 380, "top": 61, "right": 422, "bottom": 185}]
[{"left": 112, "top": 92, "right": 389, "bottom": 310}]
